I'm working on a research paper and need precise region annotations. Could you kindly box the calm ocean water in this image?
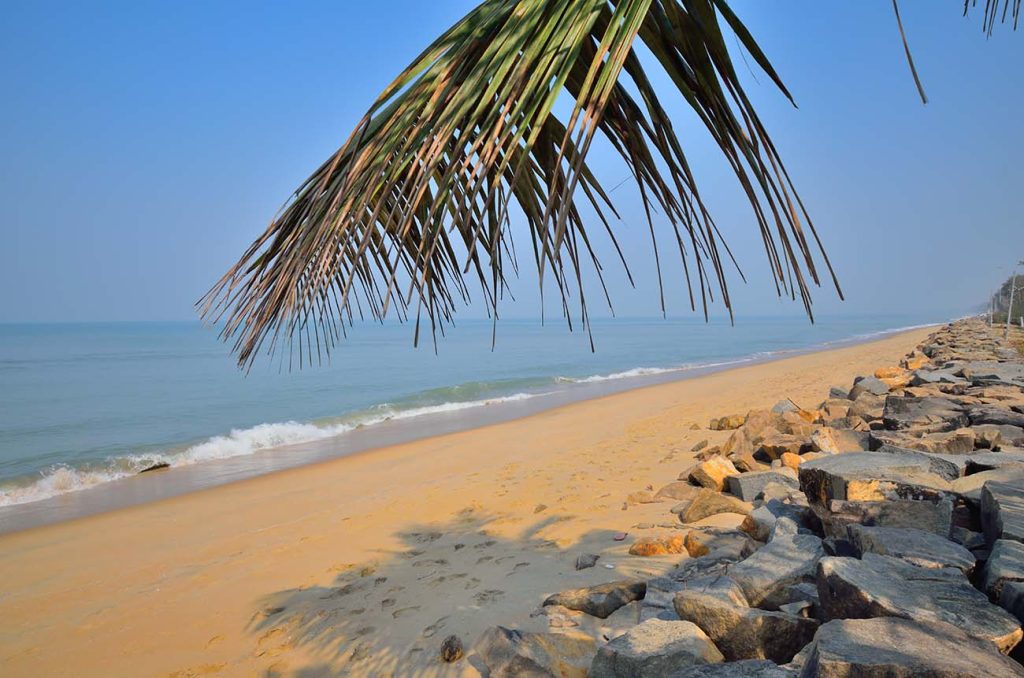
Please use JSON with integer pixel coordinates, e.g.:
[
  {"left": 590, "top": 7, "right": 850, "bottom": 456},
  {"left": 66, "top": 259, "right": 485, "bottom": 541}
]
[{"left": 0, "top": 314, "right": 950, "bottom": 508}]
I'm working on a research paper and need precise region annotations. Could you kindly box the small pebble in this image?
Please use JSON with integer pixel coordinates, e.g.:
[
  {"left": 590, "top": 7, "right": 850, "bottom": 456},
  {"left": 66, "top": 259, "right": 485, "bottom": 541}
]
[{"left": 613, "top": 532, "right": 627, "bottom": 541}]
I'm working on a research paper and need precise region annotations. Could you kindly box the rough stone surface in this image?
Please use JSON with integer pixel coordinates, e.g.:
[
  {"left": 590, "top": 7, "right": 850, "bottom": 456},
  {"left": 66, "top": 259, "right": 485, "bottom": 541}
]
[
  {"left": 810, "top": 427, "right": 870, "bottom": 454},
  {"left": 689, "top": 457, "right": 738, "bottom": 492},
  {"left": 575, "top": 553, "right": 600, "bottom": 570},
  {"left": 870, "top": 428, "right": 976, "bottom": 455},
  {"left": 656, "top": 481, "right": 702, "bottom": 502},
  {"left": 680, "top": 489, "right": 752, "bottom": 523},
  {"left": 728, "top": 471, "right": 799, "bottom": 502},
  {"left": 816, "top": 553, "right": 1023, "bottom": 653},
  {"left": 817, "top": 497, "right": 954, "bottom": 539},
  {"left": 684, "top": 528, "right": 757, "bottom": 559},
  {"left": 846, "top": 524, "right": 975, "bottom": 573},
  {"left": 981, "top": 479, "right": 1024, "bottom": 545},
  {"left": 740, "top": 500, "right": 812, "bottom": 542},
  {"left": 473, "top": 626, "right": 596, "bottom": 678},
  {"left": 796, "top": 617, "right": 1024, "bottom": 677},
  {"left": 671, "top": 660, "right": 794, "bottom": 676},
  {"left": 969, "top": 405, "right": 1024, "bottom": 429},
  {"left": 849, "top": 376, "right": 890, "bottom": 399},
  {"left": 673, "top": 586, "right": 817, "bottom": 663},
  {"left": 543, "top": 580, "right": 647, "bottom": 619},
  {"left": 729, "top": 521, "right": 823, "bottom": 609},
  {"left": 799, "top": 452, "right": 953, "bottom": 508},
  {"left": 982, "top": 539, "right": 1024, "bottom": 600},
  {"left": 589, "top": 619, "right": 723, "bottom": 677},
  {"left": 882, "top": 395, "right": 968, "bottom": 432},
  {"left": 630, "top": 534, "right": 686, "bottom": 557},
  {"left": 1001, "top": 581, "right": 1024, "bottom": 623}
]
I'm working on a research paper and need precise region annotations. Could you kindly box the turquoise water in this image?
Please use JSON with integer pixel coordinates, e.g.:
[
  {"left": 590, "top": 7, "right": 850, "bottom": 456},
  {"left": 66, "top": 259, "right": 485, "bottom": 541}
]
[{"left": 0, "top": 314, "right": 949, "bottom": 507}]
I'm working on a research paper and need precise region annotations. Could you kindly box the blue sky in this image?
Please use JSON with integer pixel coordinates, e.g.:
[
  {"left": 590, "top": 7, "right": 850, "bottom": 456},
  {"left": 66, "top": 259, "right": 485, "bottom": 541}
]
[{"left": 1, "top": 1, "right": 1021, "bottom": 323}]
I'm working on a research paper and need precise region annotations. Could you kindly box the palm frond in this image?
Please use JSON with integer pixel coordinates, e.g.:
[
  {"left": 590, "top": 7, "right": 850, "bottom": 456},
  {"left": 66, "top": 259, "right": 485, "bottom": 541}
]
[{"left": 203, "top": 0, "right": 1016, "bottom": 369}]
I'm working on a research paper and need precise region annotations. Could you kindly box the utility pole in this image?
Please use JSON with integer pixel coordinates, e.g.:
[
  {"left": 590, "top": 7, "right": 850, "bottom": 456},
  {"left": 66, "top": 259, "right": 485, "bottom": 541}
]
[{"left": 1007, "top": 261, "right": 1022, "bottom": 341}]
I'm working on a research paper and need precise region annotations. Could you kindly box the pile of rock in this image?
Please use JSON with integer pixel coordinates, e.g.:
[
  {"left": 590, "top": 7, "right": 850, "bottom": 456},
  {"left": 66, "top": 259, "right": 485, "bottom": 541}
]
[{"left": 472, "top": 318, "right": 1024, "bottom": 676}]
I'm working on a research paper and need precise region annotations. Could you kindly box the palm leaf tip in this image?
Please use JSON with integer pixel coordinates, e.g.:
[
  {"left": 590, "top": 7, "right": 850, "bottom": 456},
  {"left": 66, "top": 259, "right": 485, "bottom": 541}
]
[{"left": 200, "top": 0, "right": 843, "bottom": 370}]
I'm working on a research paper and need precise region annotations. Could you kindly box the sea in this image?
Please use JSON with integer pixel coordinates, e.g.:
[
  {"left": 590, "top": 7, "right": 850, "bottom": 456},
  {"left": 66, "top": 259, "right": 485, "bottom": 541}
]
[{"left": 0, "top": 314, "right": 952, "bottom": 528}]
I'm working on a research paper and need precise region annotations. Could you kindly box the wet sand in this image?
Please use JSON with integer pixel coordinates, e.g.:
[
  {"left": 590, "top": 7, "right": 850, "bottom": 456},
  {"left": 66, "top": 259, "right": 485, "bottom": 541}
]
[{"left": 0, "top": 326, "right": 933, "bottom": 677}]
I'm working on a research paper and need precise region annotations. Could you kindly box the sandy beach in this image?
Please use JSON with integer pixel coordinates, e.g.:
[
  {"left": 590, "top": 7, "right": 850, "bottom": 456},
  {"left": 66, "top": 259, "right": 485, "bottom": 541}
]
[{"left": 0, "top": 327, "right": 935, "bottom": 677}]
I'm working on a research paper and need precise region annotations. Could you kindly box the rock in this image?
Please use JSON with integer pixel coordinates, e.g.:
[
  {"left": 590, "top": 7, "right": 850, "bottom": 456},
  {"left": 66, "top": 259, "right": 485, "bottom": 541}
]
[
  {"left": 692, "top": 439, "right": 709, "bottom": 452},
  {"left": 684, "top": 528, "right": 757, "bottom": 559},
  {"left": 817, "top": 497, "right": 954, "bottom": 539},
  {"left": 671, "top": 660, "right": 794, "bottom": 676},
  {"left": 753, "top": 436, "right": 806, "bottom": 462},
  {"left": 589, "top": 619, "right": 724, "bottom": 677},
  {"left": 849, "top": 376, "right": 890, "bottom": 399},
  {"left": 882, "top": 395, "right": 969, "bottom": 432},
  {"left": 630, "top": 534, "right": 686, "bottom": 557},
  {"left": 982, "top": 539, "right": 1024, "bottom": 600},
  {"left": 981, "top": 479, "right": 1024, "bottom": 545},
  {"left": 138, "top": 462, "right": 170, "bottom": 473},
  {"left": 780, "top": 452, "right": 802, "bottom": 470},
  {"left": 796, "top": 617, "right": 1024, "bottom": 677},
  {"left": 816, "top": 553, "right": 1022, "bottom": 653},
  {"left": 575, "top": 553, "right": 600, "bottom": 570},
  {"left": 799, "top": 452, "right": 952, "bottom": 506},
  {"left": 975, "top": 424, "right": 1024, "bottom": 448},
  {"left": 970, "top": 405, "right": 1024, "bottom": 428},
  {"left": 689, "top": 457, "right": 738, "bottom": 492},
  {"left": 680, "top": 489, "right": 752, "bottom": 523},
  {"left": 829, "top": 386, "right": 849, "bottom": 399},
  {"left": 656, "top": 482, "right": 702, "bottom": 502},
  {"left": 809, "top": 427, "right": 870, "bottom": 454},
  {"left": 626, "top": 490, "right": 660, "bottom": 506},
  {"left": 440, "top": 634, "right": 463, "bottom": 663},
  {"left": 674, "top": 585, "right": 818, "bottom": 663},
  {"left": 731, "top": 452, "right": 770, "bottom": 474},
  {"left": 473, "top": 627, "right": 596, "bottom": 677},
  {"left": 952, "top": 468, "right": 1024, "bottom": 503},
  {"left": 870, "top": 428, "right": 976, "bottom": 455},
  {"left": 847, "top": 393, "right": 885, "bottom": 422},
  {"left": 710, "top": 414, "right": 745, "bottom": 431},
  {"left": 721, "top": 428, "right": 756, "bottom": 458},
  {"left": 903, "top": 352, "right": 930, "bottom": 370},
  {"left": 728, "top": 471, "right": 799, "bottom": 502},
  {"left": 875, "top": 366, "right": 905, "bottom": 380},
  {"left": 910, "top": 367, "right": 967, "bottom": 387},
  {"left": 739, "top": 500, "right": 812, "bottom": 542},
  {"left": 543, "top": 580, "right": 647, "bottom": 619},
  {"left": 1002, "top": 581, "right": 1024, "bottom": 623},
  {"left": 730, "top": 520, "right": 823, "bottom": 608},
  {"left": 846, "top": 524, "right": 975, "bottom": 573}
]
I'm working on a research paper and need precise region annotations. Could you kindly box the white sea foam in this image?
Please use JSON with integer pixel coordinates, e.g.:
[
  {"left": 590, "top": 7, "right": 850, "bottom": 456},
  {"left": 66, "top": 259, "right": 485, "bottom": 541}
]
[
  {"left": 0, "top": 392, "right": 542, "bottom": 508},
  {"left": 0, "top": 318, "right": 950, "bottom": 510}
]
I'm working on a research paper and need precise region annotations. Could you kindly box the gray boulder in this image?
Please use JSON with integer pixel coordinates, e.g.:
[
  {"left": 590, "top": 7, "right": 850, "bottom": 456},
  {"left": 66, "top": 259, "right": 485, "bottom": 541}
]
[
  {"left": 1001, "top": 581, "right": 1024, "bottom": 623},
  {"left": 848, "top": 376, "right": 889, "bottom": 399},
  {"left": 589, "top": 619, "right": 723, "bottom": 677},
  {"left": 799, "top": 452, "right": 952, "bottom": 506},
  {"left": 671, "top": 660, "right": 794, "bottom": 676},
  {"left": 816, "top": 554, "right": 1022, "bottom": 653},
  {"left": 543, "top": 580, "right": 646, "bottom": 619},
  {"left": 473, "top": 626, "right": 596, "bottom": 677},
  {"left": 882, "top": 395, "right": 968, "bottom": 432},
  {"left": 982, "top": 539, "right": 1024, "bottom": 600},
  {"left": 673, "top": 586, "right": 817, "bottom": 663},
  {"left": 730, "top": 519, "right": 823, "bottom": 609},
  {"left": 728, "top": 471, "right": 799, "bottom": 502},
  {"left": 981, "top": 479, "right": 1024, "bottom": 545},
  {"left": 816, "top": 497, "right": 953, "bottom": 539},
  {"left": 846, "top": 524, "right": 975, "bottom": 573},
  {"left": 969, "top": 405, "right": 1024, "bottom": 429},
  {"left": 679, "top": 489, "right": 752, "bottom": 523},
  {"left": 795, "top": 617, "right": 1024, "bottom": 677},
  {"left": 740, "top": 500, "right": 812, "bottom": 542}
]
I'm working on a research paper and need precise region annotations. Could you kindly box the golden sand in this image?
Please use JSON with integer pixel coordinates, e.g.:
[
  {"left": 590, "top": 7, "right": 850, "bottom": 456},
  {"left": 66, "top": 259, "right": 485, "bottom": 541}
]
[{"left": 0, "top": 327, "right": 934, "bottom": 677}]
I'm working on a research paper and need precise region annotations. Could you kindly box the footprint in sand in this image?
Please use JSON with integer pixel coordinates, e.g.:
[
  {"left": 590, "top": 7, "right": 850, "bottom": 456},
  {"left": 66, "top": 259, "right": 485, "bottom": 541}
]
[
  {"left": 465, "top": 577, "right": 482, "bottom": 590},
  {"left": 381, "top": 598, "right": 396, "bottom": 609},
  {"left": 412, "top": 558, "right": 449, "bottom": 568},
  {"left": 422, "top": 616, "right": 450, "bottom": 638},
  {"left": 474, "top": 540, "right": 497, "bottom": 550},
  {"left": 355, "top": 626, "right": 376, "bottom": 636},
  {"left": 507, "top": 562, "right": 530, "bottom": 575},
  {"left": 474, "top": 589, "right": 505, "bottom": 605},
  {"left": 476, "top": 555, "right": 493, "bottom": 564},
  {"left": 410, "top": 531, "right": 444, "bottom": 543},
  {"left": 494, "top": 555, "right": 516, "bottom": 565},
  {"left": 392, "top": 605, "right": 421, "bottom": 619}
]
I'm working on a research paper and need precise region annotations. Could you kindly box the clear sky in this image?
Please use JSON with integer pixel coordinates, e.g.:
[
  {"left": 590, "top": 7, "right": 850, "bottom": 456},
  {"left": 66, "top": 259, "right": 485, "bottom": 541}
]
[{"left": 1, "top": 1, "right": 1021, "bottom": 323}]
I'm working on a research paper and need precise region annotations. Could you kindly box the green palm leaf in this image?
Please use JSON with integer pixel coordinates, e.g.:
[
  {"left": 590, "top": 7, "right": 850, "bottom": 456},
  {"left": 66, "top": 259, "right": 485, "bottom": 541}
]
[{"left": 200, "top": 0, "right": 1019, "bottom": 369}]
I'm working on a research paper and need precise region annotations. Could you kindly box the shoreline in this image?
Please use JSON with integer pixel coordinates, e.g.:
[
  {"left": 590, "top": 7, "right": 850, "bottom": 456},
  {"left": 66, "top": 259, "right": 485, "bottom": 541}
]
[
  {"left": 0, "top": 322, "right": 941, "bottom": 534},
  {"left": 0, "top": 326, "right": 937, "bottom": 677}
]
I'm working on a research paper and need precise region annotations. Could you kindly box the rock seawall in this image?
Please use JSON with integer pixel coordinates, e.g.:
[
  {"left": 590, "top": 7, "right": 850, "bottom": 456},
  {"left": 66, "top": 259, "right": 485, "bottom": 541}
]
[{"left": 473, "top": 318, "right": 1024, "bottom": 676}]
